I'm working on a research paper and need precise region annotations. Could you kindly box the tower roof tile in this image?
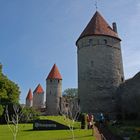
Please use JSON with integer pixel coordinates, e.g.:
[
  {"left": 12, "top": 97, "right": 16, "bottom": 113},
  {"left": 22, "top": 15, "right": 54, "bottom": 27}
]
[
  {"left": 47, "top": 64, "right": 62, "bottom": 80},
  {"left": 26, "top": 89, "right": 33, "bottom": 100},
  {"left": 76, "top": 11, "right": 120, "bottom": 44},
  {"left": 33, "top": 84, "right": 44, "bottom": 94}
]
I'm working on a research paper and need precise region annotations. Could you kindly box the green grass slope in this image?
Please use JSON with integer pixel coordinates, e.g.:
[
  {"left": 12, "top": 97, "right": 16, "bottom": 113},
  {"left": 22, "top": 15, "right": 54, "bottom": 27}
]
[
  {"left": 0, "top": 124, "right": 95, "bottom": 140},
  {"left": 0, "top": 116, "right": 95, "bottom": 140},
  {"left": 39, "top": 116, "right": 80, "bottom": 129}
]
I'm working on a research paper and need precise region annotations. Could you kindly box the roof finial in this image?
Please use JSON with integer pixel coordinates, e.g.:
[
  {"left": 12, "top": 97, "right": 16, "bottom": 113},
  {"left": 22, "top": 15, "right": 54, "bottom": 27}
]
[{"left": 95, "top": 0, "right": 98, "bottom": 11}]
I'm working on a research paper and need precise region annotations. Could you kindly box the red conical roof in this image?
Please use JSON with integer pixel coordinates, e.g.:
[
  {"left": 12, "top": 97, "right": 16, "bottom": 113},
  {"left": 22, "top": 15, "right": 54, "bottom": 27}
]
[
  {"left": 47, "top": 64, "right": 62, "bottom": 80},
  {"left": 33, "top": 84, "right": 44, "bottom": 94},
  {"left": 26, "top": 89, "right": 33, "bottom": 100},
  {"left": 76, "top": 11, "right": 120, "bottom": 44}
]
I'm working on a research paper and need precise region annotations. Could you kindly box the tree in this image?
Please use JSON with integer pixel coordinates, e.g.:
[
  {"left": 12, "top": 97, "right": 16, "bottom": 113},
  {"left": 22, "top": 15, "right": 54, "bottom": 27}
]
[
  {"left": 0, "top": 74, "right": 20, "bottom": 104},
  {"left": 59, "top": 91, "right": 80, "bottom": 140},
  {"left": 59, "top": 99, "right": 80, "bottom": 140},
  {"left": 5, "top": 104, "right": 22, "bottom": 140},
  {"left": 0, "top": 64, "right": 20, "bottom": 122},
  {"left": 21, "top": 107, "right": 40, "bottom": 123},
  {"left": 63, "top": 88, "right": 78, "bottom": 99}
]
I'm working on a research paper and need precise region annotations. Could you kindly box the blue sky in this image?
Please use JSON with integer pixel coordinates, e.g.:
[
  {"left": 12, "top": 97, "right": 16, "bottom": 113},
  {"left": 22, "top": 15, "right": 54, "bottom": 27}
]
[{"left": 0, "top": 0, "right": 140, "bottom": 103}]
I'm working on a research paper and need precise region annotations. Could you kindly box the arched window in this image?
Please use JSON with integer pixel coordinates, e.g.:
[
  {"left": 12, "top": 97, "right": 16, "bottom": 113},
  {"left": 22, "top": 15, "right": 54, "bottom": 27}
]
[
  {"left": 89, "top": 39, "right": 93, "bottom": 45},
  {"left": 121, "top": 77, "right": 124, "bottom": 82},
  {"left": 104, "top": 39, "right": 107, "bottom": 44},
  {"left": 91, "top": 61, "right": 94, "bottom": 67}
]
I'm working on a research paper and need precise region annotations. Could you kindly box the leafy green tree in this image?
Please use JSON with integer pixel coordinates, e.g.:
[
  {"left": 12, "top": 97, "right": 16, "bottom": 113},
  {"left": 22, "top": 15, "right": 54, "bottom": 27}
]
[
  {"left": 21, "top": 107, "right": 40, "bottom": 123},
  {"left": 63, "top": 88, "right": 78, "bottom": 98},
  {"left": 0, "top": 64, "right": 20, "bottom": 122},
  {"left": 0, "top": 64, "right": 20, "bottom": 105}
]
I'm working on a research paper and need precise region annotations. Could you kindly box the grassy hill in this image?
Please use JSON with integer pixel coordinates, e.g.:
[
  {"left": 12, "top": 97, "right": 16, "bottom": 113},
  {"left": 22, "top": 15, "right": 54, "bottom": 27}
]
[
  {"left": 0, "top": 116, "right": 95, "bottom": 140},
  {"left": 0, "top": 124, "right": 95, "bottom": 140},
  {"left": 39, "top": 115, "right": 81, "bottom": 129}
]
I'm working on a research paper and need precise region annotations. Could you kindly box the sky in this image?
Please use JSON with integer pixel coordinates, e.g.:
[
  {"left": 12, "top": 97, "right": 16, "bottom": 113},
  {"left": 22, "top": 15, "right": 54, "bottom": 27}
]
[{"left": 0, "top": 0, "right": 140, "bottom": 104}]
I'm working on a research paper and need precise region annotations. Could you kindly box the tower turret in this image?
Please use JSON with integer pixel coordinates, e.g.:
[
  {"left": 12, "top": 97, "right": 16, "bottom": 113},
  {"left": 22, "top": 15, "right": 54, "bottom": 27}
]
[
  {"left": 46, "top": 64, "right": 62, "bottom": 115},
  {"left": 26, "top": 89, "right": 33, "bottom": 107},
  {"left": 33, "top": 84, "right": 44, "bottom": 109},
  {"left": 76, "top": 11, "right": 124, "bottom": 117}
]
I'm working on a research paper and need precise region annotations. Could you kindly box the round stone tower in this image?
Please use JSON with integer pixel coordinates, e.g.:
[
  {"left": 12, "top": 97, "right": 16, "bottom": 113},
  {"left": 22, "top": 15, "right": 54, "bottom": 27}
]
[
  {"left": 76, "top": 11, "right": 124, "bottom": 116},
  {"left": 46, "top": 64, "right": 62, "bottom": 115},
  {"left": 26, "top": 89, "right": 33, "bottom": 107}
]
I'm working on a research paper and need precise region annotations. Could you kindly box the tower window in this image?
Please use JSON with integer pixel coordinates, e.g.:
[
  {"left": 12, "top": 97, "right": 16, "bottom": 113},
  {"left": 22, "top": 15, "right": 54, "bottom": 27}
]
[
  {"left": 50, "top": 79, "right": 52, "bottom": 83},
  {"left": 121, "top": 77, "right": 124, "bottom": 82},
  {"left": 89, "top": 39, "right": 93, "bottom": 45},
  {"left": 91, "top": 61, "right": 94, "bottom": 67},
  {"left": 58, "top": 80, "right": 59, "bottom": 83},
  {"left": 104, "top": 39, "right": 107, "bottom": 44}
]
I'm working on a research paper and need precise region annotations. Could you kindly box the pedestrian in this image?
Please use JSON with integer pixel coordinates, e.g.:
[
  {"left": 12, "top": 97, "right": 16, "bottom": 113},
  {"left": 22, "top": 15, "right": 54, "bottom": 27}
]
[
  {"left": 87, "top": 114, "right": 94, "bottom": 129},
  {"left": 99, "top": 113, "right": 104, "bottom": 127}
]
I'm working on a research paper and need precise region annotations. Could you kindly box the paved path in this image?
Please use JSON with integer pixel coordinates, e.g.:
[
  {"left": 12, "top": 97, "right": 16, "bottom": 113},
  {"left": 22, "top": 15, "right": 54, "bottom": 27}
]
[
  {"left": 93, "top": 126, "right": 102, "bottom": 140},
  {"left": 93, "top": 124, "right": 123, "bottom": 140}
]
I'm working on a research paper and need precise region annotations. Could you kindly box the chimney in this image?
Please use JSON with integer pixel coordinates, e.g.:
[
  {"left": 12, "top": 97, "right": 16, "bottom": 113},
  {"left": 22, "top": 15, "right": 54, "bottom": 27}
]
[{"left": 112, "top": 22, "right": 118, "bottom": 33}]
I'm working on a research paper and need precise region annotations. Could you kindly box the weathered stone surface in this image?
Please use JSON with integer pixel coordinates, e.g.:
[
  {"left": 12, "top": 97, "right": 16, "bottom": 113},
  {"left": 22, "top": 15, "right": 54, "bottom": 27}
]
[
  {"left": 46, "top": 79, "right": 62, "bottom": 115},
  {"left": 77, "top": 35, "right": 124, "bottom": 115},
  {"left": 117, "top": 72, "right": 140, "bottom": 119},
  {"left": 33, "top": 85, "right": 44, "bottom": 109}
]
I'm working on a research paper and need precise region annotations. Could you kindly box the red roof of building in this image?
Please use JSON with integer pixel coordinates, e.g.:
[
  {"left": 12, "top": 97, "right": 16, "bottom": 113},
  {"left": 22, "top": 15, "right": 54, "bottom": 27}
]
[
  {"left": 47, "top": 64, "right": 62, "bottom": 80},
  {"left": 33, "top": 84, "right": 44, "bottom": 94},
  {"left": 26, "top": 89, "right": 33, "bottom": 100},
  {"left": 76, "top": 11, "right": 120, "bottom": 44}
]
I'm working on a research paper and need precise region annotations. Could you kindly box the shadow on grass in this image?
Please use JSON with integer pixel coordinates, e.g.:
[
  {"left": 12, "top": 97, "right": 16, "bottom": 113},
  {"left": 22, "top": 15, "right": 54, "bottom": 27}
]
[
  {"left": 23, "top": 129, "right": 34, "bottom": 131},
  {"left": 23, "top": 129, "right": 70, "bottom": 132},
  {"left": 23, "top": 129, "right": 93, "bottom": 140},
  {"left": 48, "top": 134, "right": 93, "bottom": 140}
]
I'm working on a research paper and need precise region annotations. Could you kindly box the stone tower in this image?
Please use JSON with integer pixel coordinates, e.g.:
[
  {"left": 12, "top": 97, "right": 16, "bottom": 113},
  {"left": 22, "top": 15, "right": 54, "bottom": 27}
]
[
  {"left": 76, "top": 11, "right": 124, "bottom": 116},
  {"left": 33, "top": 84, "right": 44, "bottom": 109},
  {"left": 26, "top": 89, "right": 33, "bottom": 107},
  {"left": 46, "top": 64, "right": 62, "bottom": 115}
]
